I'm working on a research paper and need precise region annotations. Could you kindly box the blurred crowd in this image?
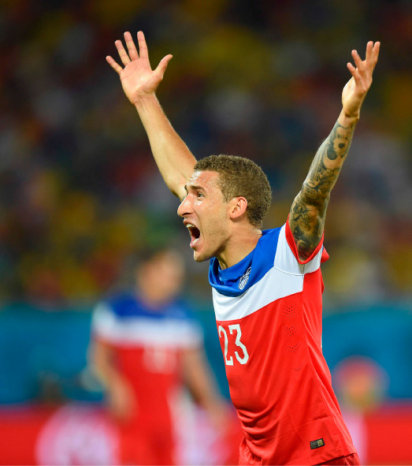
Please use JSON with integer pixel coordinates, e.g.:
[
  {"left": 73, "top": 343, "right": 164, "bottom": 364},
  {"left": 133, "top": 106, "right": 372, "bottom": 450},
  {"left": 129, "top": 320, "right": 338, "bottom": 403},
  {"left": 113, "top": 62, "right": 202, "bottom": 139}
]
[{"left": 0, "top": 0, "right": 411, "bottom": 308}]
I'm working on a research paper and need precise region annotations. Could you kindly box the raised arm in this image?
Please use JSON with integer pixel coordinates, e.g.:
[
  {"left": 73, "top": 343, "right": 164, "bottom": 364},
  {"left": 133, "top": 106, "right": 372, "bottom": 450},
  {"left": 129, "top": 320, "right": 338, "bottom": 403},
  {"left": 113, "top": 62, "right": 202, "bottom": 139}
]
[
  {"left": 106, "top": 31, "right": 196, "bottom": 200},
  {"left": 289, "top": 41, "right": 380, "bottom": 261}
]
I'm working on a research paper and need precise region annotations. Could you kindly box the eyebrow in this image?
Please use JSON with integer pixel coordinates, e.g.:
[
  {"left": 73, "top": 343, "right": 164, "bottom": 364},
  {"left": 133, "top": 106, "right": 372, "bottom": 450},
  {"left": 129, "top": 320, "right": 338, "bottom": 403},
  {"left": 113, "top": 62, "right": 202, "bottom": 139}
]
[{"left": 185, "top": 184, "right": 205, "bottom": 193}]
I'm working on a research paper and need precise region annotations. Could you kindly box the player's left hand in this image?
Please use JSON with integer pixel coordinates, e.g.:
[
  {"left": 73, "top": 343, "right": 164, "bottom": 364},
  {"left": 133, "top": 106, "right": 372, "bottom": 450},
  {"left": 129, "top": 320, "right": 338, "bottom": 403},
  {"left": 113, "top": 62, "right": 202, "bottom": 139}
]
[{"left": 342, "top": 41, "right": 380, "bottom": 118}]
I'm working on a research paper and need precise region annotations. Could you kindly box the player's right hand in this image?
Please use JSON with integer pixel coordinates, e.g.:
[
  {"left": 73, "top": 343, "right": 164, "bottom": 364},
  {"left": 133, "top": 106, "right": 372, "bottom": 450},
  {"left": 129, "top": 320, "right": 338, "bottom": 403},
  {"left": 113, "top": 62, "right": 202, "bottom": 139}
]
[{"left": 106, "top": 31, "right": 173, "bottom": 105}]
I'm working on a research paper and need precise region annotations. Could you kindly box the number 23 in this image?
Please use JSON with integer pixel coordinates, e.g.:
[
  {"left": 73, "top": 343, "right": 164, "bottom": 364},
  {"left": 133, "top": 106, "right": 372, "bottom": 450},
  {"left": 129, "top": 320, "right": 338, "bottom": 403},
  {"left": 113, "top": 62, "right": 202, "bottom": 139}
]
[{"left": 218, "top": 323, "right": 249, "bottom": 365}]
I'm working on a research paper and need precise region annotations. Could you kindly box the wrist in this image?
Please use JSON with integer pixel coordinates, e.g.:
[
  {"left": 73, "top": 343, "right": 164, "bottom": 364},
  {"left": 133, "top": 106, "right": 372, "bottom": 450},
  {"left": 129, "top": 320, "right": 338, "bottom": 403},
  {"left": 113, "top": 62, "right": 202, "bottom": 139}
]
[
  {"left": 343, "top": 109, "right": 360, "bottom": 119},
  {"left": 132, "top": 92, "right": 158, "bottom": 109},
  {"left": 339, "top": 108, "right": 360, "bottom": 126}
]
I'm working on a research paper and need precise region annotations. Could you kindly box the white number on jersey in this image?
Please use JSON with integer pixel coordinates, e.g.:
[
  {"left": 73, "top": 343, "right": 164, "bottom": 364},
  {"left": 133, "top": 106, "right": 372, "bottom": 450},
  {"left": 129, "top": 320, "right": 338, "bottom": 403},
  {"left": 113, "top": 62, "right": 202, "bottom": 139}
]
[
  {"left": 218, "top": 324, "right": 249, "bottom": 366},
  {"left": 143, "top": 347, "right": 177, "bottom": 372},
  {"left": 218, "top": 325, "right": 233, "bottom": 365}
]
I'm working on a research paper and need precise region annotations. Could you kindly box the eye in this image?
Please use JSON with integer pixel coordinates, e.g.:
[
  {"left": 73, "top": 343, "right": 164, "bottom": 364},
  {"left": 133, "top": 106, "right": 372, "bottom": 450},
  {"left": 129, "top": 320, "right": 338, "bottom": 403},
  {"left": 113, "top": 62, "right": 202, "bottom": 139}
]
[{"left": 196, "top": 191, "right": 204, "bottom": 198}]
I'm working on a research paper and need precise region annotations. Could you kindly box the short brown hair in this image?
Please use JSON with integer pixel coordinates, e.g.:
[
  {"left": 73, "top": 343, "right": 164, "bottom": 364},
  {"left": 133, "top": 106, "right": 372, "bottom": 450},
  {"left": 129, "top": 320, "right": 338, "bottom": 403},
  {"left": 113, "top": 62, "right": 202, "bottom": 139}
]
[{"left": 194, "top": 155, "right": 272, "bottom": 227}]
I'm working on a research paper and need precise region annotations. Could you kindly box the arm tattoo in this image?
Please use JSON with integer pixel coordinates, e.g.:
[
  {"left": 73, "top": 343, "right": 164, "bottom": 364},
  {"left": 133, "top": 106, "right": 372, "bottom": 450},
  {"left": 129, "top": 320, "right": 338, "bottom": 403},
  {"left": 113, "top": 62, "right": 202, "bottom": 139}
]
[{"left": 289, "top": 119, "right": 356, "bottom": 260}]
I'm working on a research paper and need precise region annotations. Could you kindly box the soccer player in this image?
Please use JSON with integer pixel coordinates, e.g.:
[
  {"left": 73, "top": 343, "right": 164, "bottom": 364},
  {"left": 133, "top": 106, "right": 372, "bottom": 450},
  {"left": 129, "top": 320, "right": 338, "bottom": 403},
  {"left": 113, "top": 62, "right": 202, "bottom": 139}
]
[
  {"left": 106, "top": 31, "right": 380, "bottom": 465},
  {"left": 90, "top": 248, "right": 228, "bottom": 465}
]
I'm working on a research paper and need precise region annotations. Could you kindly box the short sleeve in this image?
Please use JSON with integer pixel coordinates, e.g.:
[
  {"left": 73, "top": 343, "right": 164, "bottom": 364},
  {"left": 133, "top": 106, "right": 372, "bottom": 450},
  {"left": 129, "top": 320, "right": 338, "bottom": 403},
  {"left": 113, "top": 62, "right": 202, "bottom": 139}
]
[
  {"left": 274, "top": 220, "right": 328, "bottom": 275},
  {"left": 91, "top": 302, "right": 116, "bottom": 343}
]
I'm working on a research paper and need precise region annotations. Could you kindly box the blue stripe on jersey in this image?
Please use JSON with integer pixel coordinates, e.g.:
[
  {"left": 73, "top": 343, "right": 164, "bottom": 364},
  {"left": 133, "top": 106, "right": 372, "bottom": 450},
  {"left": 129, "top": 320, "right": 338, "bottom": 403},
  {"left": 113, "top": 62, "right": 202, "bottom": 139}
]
[
  {"left": 208, "top": 228, "right": 281, "bottom": 297},
  {"left": 107, "top": 293, "right": 191, "bottom": 321}
]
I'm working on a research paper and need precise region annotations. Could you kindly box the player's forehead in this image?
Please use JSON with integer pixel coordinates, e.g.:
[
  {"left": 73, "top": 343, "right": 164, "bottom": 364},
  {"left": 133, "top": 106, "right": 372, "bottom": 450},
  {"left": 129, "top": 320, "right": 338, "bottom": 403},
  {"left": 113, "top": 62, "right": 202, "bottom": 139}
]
[{"left": 186, "top": 170, "right": 220, "bottom": 191}]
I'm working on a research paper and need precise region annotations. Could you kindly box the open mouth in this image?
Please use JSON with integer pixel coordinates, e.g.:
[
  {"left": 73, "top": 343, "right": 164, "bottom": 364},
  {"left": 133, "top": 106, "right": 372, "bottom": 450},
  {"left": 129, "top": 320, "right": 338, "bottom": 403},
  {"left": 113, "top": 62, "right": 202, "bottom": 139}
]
[{"left": 186, "top": 224, "right": 201, "bottom": 248}]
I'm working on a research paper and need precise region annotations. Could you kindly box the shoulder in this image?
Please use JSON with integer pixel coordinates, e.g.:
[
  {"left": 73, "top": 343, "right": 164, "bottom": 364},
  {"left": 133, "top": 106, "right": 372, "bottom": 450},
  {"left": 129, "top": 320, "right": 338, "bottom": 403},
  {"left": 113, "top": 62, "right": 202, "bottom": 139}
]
[
  {"left": 92, "top": 292, "right": 148, "bottom": 329},
  {"left": 165, "top": 298, "right": 196, "bottom": 320},
  {"left": 104, "top": 292, "right": 141, "bottom": 318}
]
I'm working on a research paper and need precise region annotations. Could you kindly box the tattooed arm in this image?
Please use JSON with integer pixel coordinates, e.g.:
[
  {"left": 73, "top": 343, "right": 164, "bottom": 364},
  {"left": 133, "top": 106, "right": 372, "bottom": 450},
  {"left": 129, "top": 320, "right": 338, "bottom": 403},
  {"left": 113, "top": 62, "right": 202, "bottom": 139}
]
[{"left": 289, "top": 41, "right": 380, "bottom": 261}]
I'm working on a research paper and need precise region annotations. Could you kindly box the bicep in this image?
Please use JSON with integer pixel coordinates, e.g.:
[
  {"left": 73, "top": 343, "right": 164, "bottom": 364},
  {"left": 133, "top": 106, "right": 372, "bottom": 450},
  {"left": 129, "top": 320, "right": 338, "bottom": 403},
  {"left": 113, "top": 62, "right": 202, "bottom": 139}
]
[
  {"left": 289, "top": 187, "right": 329, "bottom": 261},
  {"left": 90, "top": 339, "right": 115, "bottom": 372},
  {"left": 180, "top": 347, "right": 212, "bottom": 388},
  {"left": 165, "top": 168, "right": 193, "bottom": 200},
  {"left": 175, "top": 183, "right": 188, "bottom": 201}
]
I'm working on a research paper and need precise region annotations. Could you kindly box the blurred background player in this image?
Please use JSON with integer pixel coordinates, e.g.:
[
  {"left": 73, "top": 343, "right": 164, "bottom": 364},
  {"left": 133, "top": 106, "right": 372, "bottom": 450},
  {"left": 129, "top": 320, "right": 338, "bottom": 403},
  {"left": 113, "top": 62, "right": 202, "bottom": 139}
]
[{"left": 90, "top": 247, "right": 229, "bottom": 465}]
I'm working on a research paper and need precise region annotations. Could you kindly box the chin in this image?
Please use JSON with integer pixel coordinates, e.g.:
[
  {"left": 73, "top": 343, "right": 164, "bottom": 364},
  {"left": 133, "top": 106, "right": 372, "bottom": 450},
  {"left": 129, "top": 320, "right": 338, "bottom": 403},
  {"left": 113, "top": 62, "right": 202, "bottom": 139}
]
[{"left": 193, "top": 250, "right": 211, "bottom": 263}]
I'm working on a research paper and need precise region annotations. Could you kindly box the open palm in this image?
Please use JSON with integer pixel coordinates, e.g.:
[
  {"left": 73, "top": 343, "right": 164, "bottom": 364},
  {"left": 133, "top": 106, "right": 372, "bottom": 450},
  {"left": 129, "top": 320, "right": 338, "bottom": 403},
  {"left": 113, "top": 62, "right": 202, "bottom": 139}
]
[
  {"left": 342, "top": 41, "right": 380, "bottom": 117},
  {"left": 106, "top": 31, "right": 173, "bottom": 104}
]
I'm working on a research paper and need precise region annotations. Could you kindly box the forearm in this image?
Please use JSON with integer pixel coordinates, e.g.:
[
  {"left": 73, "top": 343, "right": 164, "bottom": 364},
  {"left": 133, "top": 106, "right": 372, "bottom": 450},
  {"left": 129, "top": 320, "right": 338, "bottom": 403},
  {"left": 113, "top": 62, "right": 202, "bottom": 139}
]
[
  {"left": 302, "top": 109, "right": 358, "bottom": 201},
  {"left": 90, "top": 340, "right": 136, "bottom": 418},
  {"left": 182, "top": 348, "right": 222, "bottom": 409},
  {"left": 290, "top": 109, "right": 359, "bottom": 259},
  {"left": 134, "top": 93, "right": 196, "bottom": 199},
  {"left": 93, "top": 360, "right": 122, "bottom": 389}
]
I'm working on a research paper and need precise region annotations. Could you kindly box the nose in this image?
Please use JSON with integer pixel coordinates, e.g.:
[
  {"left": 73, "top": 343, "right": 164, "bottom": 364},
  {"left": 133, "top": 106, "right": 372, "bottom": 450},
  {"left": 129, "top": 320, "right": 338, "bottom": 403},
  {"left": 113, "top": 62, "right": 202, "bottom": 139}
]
[{"left": 177, "top": 195, "right": 192, "bottom": 218}]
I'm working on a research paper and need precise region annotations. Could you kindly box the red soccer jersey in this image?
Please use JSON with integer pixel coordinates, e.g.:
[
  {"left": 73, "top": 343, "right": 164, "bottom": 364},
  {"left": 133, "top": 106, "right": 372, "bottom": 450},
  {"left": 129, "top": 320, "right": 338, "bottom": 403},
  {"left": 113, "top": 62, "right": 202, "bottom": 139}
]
[
  {"left": 92, "top": 293, "right": 203, "bottom": 465},
  {"left": 209, "top": 221, "right": 356, "bottom": 465}
]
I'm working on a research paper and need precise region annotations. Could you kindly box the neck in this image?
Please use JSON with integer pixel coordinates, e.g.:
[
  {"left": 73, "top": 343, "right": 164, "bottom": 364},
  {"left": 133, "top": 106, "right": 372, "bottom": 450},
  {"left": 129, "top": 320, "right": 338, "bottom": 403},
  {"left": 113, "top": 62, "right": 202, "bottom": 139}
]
[
  {"left": 217, "top": 227, "right": 262, "bottom": 269},
  {"left": 137, "top": 286, "right": 168, "bottom": 308}
]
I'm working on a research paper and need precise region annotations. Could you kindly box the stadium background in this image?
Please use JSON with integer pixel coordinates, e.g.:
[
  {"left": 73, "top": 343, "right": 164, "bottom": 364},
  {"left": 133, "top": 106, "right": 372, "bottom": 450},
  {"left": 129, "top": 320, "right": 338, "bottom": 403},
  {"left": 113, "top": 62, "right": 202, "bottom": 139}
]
[{"left": 0, "top": 0, "right": 411, "bottom": 464}]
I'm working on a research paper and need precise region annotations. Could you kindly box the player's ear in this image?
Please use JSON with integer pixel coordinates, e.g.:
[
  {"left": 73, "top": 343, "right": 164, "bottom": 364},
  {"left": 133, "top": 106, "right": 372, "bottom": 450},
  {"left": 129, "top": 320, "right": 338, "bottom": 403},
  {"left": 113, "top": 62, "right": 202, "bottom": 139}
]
[{"left": 229, "top": 196, "right": 248, "bottom": 221}]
